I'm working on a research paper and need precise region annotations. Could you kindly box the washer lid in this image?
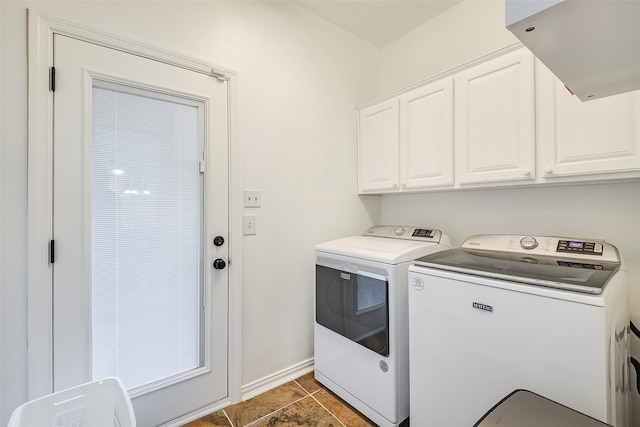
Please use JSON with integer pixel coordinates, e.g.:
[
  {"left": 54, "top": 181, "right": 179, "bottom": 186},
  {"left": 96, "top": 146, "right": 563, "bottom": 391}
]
[
  {"left": 413, "top": 247, "right": 620, "bottom": 294},
  {"left": 316, "top": 226, "right": 449, "bottom": 264}
]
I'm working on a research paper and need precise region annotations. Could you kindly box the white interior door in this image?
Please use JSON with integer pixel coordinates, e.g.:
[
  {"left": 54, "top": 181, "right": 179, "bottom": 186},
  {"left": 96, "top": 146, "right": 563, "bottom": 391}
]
[{"left": 52, "top": 34, "right": 229, "bottom": 426}]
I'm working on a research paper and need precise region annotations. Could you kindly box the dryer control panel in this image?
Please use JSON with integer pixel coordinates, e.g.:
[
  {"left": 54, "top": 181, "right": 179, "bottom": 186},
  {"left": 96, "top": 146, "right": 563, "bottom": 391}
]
[
  {"left": 363, "top": 225, "right": 442, "bottom": 242},
  {"left": 460, "top": 234, "right": 620, "bottom": 264}
]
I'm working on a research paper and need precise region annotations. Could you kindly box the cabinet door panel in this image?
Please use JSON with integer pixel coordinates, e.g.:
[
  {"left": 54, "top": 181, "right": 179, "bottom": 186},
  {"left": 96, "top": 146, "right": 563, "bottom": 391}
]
[
  {"left": 400, "top": 78, "right": 454, "bottom": 189},
  {"left": 538, "top": 61, "right": 640, "bottom": 178},
  {"left": 455, "top": 49, "right": 535, "bottom": 184},
  {"left": 358, "top": 100, "right": 399, "bottom": 192}
]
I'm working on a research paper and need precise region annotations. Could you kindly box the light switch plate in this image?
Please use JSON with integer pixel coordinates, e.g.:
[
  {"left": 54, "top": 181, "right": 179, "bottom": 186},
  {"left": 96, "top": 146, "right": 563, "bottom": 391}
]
[
  {"left": 243, "top": 214, "right": 257, "bottom": 235},
  {"left": 244, "top": 190, "right": 261, "bottom": 208}
]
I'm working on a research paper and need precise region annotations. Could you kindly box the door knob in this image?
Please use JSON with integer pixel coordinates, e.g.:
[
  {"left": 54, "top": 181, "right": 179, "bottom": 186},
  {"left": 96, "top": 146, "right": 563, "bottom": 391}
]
[
  {"left": 213, "top": 258, "right": 226, "bottom": 270},
  {"left": 213, "top": 236, "right": 225, "bottom": 246}
]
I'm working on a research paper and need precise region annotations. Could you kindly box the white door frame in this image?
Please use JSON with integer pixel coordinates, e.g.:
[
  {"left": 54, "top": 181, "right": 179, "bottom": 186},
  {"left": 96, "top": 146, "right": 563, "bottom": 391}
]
[{"left": 26, "top": 9, "right": 242, "bottom": 411}]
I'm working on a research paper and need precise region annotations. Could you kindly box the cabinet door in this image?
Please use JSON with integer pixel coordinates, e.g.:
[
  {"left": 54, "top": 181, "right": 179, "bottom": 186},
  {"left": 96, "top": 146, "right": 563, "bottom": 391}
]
[
  {"left": 358, "top": 99, "right": 399, "bottom": 193},
  {"left": 455, "top": 49, "right": 535, "bottom": 185},
  {"left": 399, "top": 78, "right": 454, "bottom": 189},
  {"left": 537, "top": 61, "right": 640, "bottom": 178}
]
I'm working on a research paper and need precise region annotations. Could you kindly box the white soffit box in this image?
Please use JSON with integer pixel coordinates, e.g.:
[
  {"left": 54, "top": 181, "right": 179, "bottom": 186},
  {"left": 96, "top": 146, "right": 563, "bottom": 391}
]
[{"left": 506, "top": 0, "right": 640, "bottom": 101}]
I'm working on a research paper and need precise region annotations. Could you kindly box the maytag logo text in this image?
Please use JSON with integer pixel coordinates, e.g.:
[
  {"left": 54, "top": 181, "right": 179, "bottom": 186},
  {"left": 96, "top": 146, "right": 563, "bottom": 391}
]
[{"left": 472, "top": 302, "right": 493, "bottom": 312}]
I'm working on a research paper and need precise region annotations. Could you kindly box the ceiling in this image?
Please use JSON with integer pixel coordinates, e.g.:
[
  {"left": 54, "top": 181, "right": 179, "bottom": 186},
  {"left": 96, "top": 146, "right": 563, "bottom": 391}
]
[{"left": 292, "top": 0, "right": 462, "bottom": 48}]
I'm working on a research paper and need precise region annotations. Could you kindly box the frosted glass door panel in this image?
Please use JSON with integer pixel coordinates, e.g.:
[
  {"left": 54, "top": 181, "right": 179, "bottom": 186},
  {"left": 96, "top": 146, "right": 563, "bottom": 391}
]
[{"left": 91, "top": 82, "right": 204, "bottom": 391}]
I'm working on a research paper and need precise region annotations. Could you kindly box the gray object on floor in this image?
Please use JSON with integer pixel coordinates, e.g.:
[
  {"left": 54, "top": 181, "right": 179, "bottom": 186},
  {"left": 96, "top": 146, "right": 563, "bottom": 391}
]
[{"left": 474, "top": 390, "right": 612, "bottom": 427}]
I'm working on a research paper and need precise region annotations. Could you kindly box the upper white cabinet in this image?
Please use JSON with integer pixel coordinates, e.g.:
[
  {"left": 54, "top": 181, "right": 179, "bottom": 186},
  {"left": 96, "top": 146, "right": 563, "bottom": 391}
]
[
  {"left": 357, "top": 99, "right": 399, "bottom": 192},
  {"left": 357, "top": 45, "right": 640, "bottom": 195},
  {"left": 358, "top": 78, "right": 454, "bottom": 193},
  {"left": 454, "top": 48, "right": 535, "bottom": 185},
  {"left": 536, "top": 60, "right": 640, "bottom": 180},
  {"left": 399, "top": 78, "right": 454, "bottom": 190}
]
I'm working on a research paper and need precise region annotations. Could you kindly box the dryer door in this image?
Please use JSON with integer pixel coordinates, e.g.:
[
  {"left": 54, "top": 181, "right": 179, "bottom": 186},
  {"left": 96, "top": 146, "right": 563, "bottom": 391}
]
[{"left": 315, "top": 264, "right": 389, "bottom": 356}]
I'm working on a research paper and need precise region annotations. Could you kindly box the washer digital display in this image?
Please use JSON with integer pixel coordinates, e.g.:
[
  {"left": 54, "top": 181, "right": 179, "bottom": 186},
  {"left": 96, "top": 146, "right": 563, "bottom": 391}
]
[{"left": 557, "top": 240, "right": 603, "bottom": 255}]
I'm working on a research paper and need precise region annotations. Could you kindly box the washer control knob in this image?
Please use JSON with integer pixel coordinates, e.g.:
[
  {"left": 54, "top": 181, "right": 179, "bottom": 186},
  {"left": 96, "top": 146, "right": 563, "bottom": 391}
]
[
  {"left": 394, "top": 226, "right": 405, "bottom": 236},
  {"left": 520, "top": 236, "right": 538, "bottom": 250}
]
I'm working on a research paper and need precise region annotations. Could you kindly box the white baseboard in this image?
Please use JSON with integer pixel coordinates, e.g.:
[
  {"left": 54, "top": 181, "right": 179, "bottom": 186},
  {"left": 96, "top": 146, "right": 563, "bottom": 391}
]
[{"left": 241, "top": 358, "right": 314, "bottom": 401}]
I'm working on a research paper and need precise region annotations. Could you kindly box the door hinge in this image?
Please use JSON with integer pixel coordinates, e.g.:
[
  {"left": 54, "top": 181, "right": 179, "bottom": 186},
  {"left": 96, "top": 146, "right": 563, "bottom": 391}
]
[
  {"left": 49, "top": 67, "right": 56, "bottom": 92},
  {"left": 199, "top": 159, "right": 205, "bottom": 173},
  {"left": 49, "top": 240, "right": 55, "bottom": 264}
]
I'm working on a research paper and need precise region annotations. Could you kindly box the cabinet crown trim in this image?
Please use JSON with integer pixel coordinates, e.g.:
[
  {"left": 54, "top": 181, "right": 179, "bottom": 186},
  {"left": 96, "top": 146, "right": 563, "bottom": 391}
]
[{"left": 357, "top": 42, "right": 525, "bottom": 111}]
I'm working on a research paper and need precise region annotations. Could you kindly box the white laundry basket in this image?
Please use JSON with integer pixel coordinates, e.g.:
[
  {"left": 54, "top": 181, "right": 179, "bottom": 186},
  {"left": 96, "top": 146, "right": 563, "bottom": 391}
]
[{"left": 8, "top": 377, "right": 136, "bottom": 427}]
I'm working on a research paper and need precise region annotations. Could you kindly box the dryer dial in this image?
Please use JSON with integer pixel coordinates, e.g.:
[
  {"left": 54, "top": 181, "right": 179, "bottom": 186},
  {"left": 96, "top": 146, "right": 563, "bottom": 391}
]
[{"left": 394, "top": 226, "right": 406, "bottom": 236}]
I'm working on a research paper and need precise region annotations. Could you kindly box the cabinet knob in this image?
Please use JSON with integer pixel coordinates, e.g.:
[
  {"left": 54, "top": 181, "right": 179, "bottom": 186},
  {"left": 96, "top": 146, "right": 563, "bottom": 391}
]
[
  {"left": 544, "top": 167, "right": 553, "bottom": 175},
  {"left": 522, "top": 169, "right": 531, "bottom": 176}
]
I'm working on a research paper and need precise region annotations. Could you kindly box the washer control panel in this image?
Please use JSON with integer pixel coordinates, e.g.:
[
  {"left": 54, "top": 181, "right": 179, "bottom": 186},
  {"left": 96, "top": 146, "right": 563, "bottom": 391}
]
[
  {"left": 364, "top": 225, "right": 441, "bottom": 242},
  {"left": 461, "top": 234, "right": 619, "bottom": 263}
]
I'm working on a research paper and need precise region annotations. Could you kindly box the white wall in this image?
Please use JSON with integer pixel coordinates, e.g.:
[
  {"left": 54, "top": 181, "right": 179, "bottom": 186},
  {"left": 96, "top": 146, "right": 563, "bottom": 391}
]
[
  {"left": 0, "top": 1, "right": 3, "bottom": 422},
  {"left": 0, "top": 2, "right": 28, "bottom": 424},
  {"left": 380, "top": 0, "right": 517, "bottom": 94},
  {"left": 0, "top": 1, "right": 380, "bottom": 423}
]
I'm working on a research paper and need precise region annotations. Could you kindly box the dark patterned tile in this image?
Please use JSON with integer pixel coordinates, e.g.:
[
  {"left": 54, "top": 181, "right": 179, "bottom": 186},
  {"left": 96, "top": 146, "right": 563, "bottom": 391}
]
[
  {"left": 225, "top": 381, "right": 308, "bottom": 426},
  {"left": 295, "top": 372, "right": 324, "bottom": 394},
  {"left": 313, "top": 389, "right": 376, "bottom": 427},
  {"left": 182, "top": 409, "right": 232, "bottom": 427},
  {"left": 249, "top": 396, "right": 341, "bottom": 427}
]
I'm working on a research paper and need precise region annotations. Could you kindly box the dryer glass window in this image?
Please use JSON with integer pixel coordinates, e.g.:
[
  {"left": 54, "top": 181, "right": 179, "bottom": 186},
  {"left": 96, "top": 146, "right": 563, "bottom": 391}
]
[
  {"left": 316, "top": 265, "right": 389, "bottom": 356},
  {"left": 357, "top": 273, "right": 386, "bottom": 314}
]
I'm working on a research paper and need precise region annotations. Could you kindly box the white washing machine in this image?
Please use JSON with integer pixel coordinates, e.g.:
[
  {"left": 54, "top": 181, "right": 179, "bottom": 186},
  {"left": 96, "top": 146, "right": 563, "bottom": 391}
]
[
  {"left": 408, "top": 234, "right": 629, "bottom": 427},
  {"left": 315, "top": 225, "right": 451, "bottom": 427}
]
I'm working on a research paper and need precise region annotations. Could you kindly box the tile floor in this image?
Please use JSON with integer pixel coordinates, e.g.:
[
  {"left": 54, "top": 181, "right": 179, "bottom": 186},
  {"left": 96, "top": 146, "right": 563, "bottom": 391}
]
[{"left": 182, "top": 372, "right": 377, "bottom": 427}]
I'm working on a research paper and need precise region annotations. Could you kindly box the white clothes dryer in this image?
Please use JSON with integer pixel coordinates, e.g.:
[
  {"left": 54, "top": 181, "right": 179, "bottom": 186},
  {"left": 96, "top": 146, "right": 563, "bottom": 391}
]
[
  {"left": 408, "top": 234, "right": 629, "bottom": 427},
  {"left": 315, "top": 225, "right": 451, "bottom": 427}
]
